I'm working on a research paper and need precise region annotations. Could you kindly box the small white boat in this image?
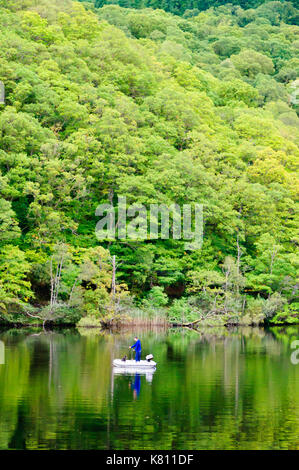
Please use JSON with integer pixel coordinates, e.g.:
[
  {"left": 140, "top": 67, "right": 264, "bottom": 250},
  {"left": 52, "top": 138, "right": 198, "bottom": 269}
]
[{"left": 113, "top": 359, "right": 156, "bottom": 368}]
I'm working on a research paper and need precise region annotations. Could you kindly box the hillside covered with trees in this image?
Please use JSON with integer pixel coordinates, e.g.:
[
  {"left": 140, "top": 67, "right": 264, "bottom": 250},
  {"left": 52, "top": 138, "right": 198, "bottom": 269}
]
[
  {"left": 0, "top": 0, "right": 298, "bottom": 326},
  {"left": 84, "top": 0, "right": 299, "bottom": 19}
]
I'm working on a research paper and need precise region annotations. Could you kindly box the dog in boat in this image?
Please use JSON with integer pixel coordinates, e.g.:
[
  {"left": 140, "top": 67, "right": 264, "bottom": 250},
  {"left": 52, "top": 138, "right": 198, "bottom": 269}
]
[{"left": 121, "top": 355, "right": 127, "bottom": 362}]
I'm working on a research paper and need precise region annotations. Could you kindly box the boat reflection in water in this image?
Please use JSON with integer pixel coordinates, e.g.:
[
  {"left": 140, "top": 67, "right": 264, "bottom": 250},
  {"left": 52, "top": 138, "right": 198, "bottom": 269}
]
[
  {"left": 113, "top": 366, "right": 156, "bottom": 399},
  {"left": 113, "top": 366, "right": 155, "bottom": 382},
  {"left": 131, "top": 374, "right": 140, "bottom": 399}
]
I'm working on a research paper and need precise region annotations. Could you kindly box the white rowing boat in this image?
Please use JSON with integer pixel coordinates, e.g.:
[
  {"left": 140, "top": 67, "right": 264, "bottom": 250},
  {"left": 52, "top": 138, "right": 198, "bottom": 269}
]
[{"left": 113, "top": 359, "right": 157, "bottom": 368}]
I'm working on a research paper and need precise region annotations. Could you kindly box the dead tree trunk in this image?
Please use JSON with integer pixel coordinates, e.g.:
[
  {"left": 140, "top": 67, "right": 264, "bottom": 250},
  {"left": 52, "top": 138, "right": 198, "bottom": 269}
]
[
  {"left": 236, "top": 233, "right": 242, "bottom": 296},
  {"left": 50, "top": 254, "right": 64, "bottom": 313},
  {"left": 111, "top": 255, "right": 116, "bottom": 300}
]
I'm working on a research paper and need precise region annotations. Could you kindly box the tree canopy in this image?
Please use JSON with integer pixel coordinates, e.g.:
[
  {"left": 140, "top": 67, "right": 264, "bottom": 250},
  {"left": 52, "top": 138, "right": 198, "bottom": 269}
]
[{"left": 0, "top": 0, "right": 298, "bottom": 321}]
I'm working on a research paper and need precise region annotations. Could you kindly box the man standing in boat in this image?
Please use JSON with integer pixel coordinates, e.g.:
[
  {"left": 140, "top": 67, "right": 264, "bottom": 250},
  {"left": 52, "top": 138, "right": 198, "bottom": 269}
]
[{"left": 129, "top": 336, "right": 141, "bottom": 362}]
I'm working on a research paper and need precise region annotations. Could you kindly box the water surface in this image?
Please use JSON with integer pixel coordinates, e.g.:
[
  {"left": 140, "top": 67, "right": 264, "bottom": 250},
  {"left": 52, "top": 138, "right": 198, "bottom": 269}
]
[{"left": 0, "top": 326, "right": 298, "bottom": 450}]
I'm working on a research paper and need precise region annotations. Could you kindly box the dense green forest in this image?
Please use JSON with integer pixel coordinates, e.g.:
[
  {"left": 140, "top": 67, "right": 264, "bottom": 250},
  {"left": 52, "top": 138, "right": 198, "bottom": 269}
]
[
  {"left": 0, "top": 0, "right": 298, "bottom": 326},
  {"left": 82, "top": 0, "right": 299, "bottom": 17},
  {"left": 82, "top": 0, "right": 299, "bottom": 18}
]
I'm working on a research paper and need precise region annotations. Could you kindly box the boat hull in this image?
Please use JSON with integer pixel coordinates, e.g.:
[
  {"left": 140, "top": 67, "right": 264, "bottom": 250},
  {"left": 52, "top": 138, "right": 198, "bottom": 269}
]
[{"left": 113, "top": 359, "right": 156, "bottom": 368}]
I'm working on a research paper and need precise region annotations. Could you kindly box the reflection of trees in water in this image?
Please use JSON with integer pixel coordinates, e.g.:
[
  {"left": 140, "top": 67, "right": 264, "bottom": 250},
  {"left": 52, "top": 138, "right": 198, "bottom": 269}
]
[
  {"left": 152, "top": 327, "right": 298, "bottom": 449},
  {"left": 8, "top": 402, "right": 27, "bottom": 449},
  {"left": 0, "top": 326, "right": 298, "bottom": 449},
  {"left": 0, "top": 329, "right": 115, "bottom": 449}
]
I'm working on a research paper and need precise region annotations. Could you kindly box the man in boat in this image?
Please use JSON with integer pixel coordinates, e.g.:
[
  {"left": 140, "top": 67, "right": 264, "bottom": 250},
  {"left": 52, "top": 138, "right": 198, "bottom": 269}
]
[{"left": 129, "top": 336, "right": 141, "bottom": 362}]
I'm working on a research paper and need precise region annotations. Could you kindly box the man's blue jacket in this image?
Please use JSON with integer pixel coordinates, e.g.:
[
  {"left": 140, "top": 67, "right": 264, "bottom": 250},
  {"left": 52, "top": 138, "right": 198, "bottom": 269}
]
[{"left": 131, "top": 339, "right": 141, "bottom": 352}]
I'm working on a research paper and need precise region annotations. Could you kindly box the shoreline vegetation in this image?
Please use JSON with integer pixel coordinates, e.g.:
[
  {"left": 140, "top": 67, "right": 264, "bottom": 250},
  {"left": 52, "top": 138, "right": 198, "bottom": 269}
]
[
  {"left": 0, "top": 294, "right": 298, "bottom": 329},
  {"left": 0, "top": 0, "right": 298, "bottom": 329},
  {"left": 1, "top": 279, "right": 298, "bottom": 328},
  {"left": 0, "top": 318, "right": 298, "bottom": 328}
]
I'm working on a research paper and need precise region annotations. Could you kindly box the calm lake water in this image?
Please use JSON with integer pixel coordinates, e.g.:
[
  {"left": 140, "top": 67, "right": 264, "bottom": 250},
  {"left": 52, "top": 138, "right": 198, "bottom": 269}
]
[{"left": 0, "top": 326, "right": 298, "bottom": 450}]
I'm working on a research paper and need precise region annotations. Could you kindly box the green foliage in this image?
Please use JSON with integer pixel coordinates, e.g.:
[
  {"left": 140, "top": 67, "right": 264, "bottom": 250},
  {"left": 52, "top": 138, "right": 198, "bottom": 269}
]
[
  {"left": 168, "top": 297, "right": 199, "bottom": 323},
  {"left": 0, "top": 199, "right": 21, "bottom": 241},
  {"left": 67, "top": 246, "right": 112, "bottom": 316},
  {"left": 144, "top": 286, "right": 168, "bottom": 308},
  {"left": 263, "top": 292, "right": 288, "bottom": 318},
  {"left": 77, "top": 315, "right": 103, "bottom": 327},
  {"left": 0, "top": 0, "right": 297, "bottom": 323},
  {"left": 91, "top": 1, "right": 299, "bottom": 20},
  {"left": 45, "top": 304, "right": 82, "bottom": 324},
  {"left": 0, "top": 245, "right": 33, "bottom": 310},
  {"left": 230, "top": 49, "right": 275, "bottom": 78},
  {"left": 270, "top": 302, "right": 299, "bottom": 324}
]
